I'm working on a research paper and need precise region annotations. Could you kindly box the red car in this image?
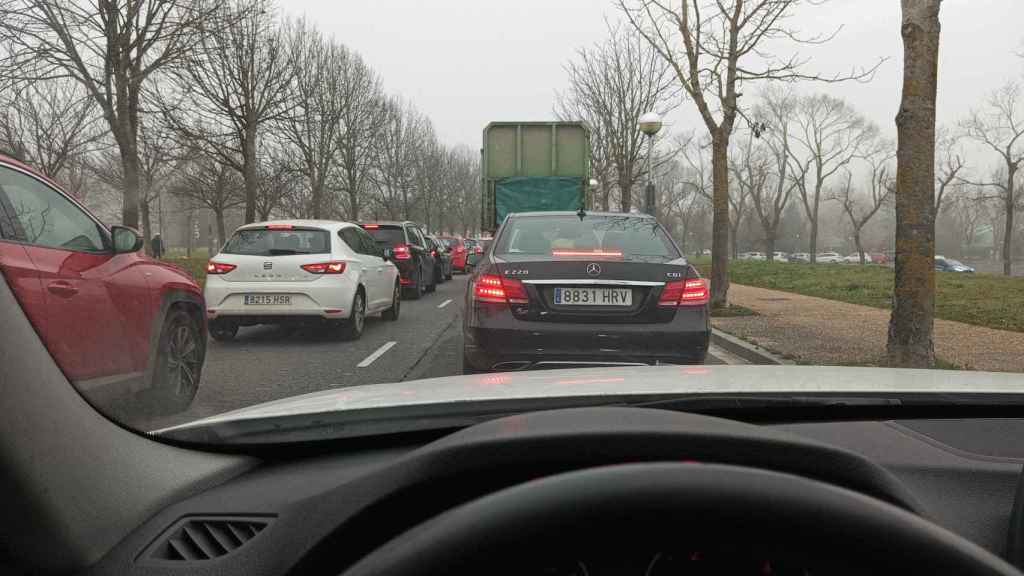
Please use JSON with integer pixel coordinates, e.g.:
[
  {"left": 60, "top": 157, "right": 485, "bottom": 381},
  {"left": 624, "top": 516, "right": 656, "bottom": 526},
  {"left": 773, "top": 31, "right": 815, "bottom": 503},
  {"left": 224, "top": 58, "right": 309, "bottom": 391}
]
[
  {"left": 0, "top": 155, "right": 206, "bottom": 416},
  {"left": 438, "top": 236, "right": 470, "bottom": 272}
]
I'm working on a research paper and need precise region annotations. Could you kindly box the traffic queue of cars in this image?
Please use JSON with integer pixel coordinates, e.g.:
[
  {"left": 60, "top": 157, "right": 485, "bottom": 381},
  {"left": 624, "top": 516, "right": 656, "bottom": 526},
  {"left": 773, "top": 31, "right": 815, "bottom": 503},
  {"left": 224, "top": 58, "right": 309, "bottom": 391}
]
[{"left": 205, "top": 220, "right": 478, "bottom": 342}]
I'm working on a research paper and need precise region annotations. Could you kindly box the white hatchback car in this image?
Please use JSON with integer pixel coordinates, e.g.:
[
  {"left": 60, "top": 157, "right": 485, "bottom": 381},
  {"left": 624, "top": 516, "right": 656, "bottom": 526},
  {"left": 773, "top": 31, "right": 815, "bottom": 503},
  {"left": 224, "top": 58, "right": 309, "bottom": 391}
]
[{"left": 204, "top": 220, "right": 400, "bottom": 341}]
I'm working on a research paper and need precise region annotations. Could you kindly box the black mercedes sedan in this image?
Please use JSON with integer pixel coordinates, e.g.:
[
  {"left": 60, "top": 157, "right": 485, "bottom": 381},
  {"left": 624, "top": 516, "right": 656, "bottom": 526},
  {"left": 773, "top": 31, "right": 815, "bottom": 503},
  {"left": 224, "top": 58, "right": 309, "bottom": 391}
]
[{"left": 462, "top": 212, "right": 710, "bottom": 373}]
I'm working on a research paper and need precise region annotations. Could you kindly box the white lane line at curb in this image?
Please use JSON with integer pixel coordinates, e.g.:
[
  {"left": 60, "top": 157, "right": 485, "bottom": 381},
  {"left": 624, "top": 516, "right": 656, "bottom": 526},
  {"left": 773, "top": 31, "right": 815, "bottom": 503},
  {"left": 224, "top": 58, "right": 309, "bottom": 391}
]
[
  {"left": 357, "top": 341, "right": 397, "bottom": 368},
  {"left": 437, "top": 299, "right": 452, "bottom": 309}
]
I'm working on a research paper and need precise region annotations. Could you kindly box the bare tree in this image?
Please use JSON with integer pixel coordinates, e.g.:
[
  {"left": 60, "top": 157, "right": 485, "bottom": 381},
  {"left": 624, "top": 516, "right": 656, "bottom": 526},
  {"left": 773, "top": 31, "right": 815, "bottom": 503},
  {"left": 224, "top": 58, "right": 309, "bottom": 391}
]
[
  {"left": 618, "top": 0, "right": 880, "bottom": 307},
  {"left": 91, "top": 119, "right": 181, "bottom": 252},
  {"left": 555, "top": 89, "right": 615, "bottom": 211},
  {"left": 255, "top": 139, "right": 300, "bottom": 221},
  {"left": 173, "top": 156, "right": 245, "bottom": 244},
  {"left": 334, "top": 52, "right": 385, "bottom": 221},
  {"left": 788, "top": 94, "right": 877, "bottom": 263},
  {"left": 833, "top": 141, "right": 895, "bottom": 265},
  {"left": 0, "top": 78, "right": 103, "bottom": 180},
  {"left": 159, "top": 0, "right": 293, "bottom": 224},
  {"left": 934, "top": 125, "right": 964, "bottom": 216},
  {"left": 959, "top": 81, "right": 1024, "bottom": 276},
  {"left": 887, "top": 0, "right": 941, "bottom": 368},
  {"left": 0, "top": 0, "right": 216, "bottom": 228},
  {"left": 278, "top": 19, "right": 347, "bottom": 219},
  {"left": 747, "top": 86, "right": 800, "bottom": 262},
  {"left": 556, "top": 24, "right": 679, "bottom": 212},
  {"left": 371, "top": 98, "right": 428, "bottom": 220},
  {"left": 727, "top": 131, "right": 764, "bottom": 258}
]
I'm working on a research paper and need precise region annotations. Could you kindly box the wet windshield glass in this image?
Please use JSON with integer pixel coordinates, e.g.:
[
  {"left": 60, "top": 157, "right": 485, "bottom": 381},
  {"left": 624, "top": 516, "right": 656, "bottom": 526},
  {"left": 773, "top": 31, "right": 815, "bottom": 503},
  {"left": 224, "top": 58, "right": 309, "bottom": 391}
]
[
  {"left": 222, "top": 229, "right": 329, "bottom": 256},
  {"left": 1, "top": 1, "right": 1022, "bottom": 445},
  {"left": 496, "top": 215, "right": 679, "bottom": 261}
]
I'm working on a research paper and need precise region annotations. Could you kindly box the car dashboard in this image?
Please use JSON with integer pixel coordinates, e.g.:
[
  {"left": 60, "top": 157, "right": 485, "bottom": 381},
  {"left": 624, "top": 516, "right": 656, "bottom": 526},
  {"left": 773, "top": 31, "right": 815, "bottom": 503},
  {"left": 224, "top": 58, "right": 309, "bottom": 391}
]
[{"left": 83, "top": 409, "right": 1024, "bottom": 576}]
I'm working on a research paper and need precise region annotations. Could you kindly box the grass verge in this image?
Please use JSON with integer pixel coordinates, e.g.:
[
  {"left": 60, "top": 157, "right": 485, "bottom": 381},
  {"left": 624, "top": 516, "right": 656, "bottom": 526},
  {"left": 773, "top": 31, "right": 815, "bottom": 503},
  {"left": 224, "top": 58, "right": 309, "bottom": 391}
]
[{"left": 691, "top": 257, "right": 1024, "bottom": 333}]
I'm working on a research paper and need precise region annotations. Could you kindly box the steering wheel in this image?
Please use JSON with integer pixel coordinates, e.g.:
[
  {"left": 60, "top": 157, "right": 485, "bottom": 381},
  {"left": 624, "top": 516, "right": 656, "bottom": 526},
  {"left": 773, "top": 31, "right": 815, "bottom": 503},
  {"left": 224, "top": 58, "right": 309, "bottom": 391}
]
[{"left": 343, "top": 463, "right": 1020, "bottom": 575}]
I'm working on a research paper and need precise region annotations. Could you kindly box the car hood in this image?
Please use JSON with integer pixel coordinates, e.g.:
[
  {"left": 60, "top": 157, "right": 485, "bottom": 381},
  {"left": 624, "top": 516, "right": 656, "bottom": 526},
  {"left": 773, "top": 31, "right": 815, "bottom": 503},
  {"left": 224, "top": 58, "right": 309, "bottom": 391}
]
[{"left": 155, "top": 365, "right": 1024, "bottom": 434}]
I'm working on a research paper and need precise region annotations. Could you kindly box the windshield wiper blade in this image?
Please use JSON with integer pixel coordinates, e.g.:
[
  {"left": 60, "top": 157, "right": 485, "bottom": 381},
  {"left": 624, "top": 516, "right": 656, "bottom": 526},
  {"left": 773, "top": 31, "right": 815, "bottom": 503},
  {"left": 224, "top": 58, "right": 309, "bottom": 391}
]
[{"left": 267, "top": 248, "right": 310, "bottom": 255}]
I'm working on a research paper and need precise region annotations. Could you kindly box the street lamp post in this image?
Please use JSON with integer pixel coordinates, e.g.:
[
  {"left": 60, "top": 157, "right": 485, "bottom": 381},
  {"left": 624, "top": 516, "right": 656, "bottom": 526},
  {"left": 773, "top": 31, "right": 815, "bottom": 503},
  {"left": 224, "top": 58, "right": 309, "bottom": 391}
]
[
  {"left": 638, "top": 111, "right": 663, "bottom": 217},
  {"left": 588, "top": 178, "right": 598, "bottom": 211}
]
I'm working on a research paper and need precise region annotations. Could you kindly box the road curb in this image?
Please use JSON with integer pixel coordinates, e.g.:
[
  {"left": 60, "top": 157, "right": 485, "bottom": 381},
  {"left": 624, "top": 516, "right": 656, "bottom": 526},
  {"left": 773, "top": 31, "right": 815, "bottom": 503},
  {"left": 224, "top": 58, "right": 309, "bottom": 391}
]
[{"left": 711, "top": 329, "right": 788, "bottom": 365}]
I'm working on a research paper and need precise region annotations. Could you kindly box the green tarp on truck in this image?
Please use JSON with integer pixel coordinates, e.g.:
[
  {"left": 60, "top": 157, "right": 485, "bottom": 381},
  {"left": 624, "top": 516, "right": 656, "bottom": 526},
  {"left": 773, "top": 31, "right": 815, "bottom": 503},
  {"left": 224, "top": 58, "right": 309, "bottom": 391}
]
[{"left": 494, "top": 176, "right": 583, "bottom": 224}]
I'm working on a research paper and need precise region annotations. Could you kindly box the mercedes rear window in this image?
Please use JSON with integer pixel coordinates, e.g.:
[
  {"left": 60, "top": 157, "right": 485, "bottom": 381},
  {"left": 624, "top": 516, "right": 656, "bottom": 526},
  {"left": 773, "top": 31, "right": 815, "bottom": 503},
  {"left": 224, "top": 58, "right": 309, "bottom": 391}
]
[
  {"left": 222, "top": 227, "right": 329, "bottom": 256},
  {"left": 363, "top": 226, "right": 405, "bottom": 247},
  {"left": 496, "top": 215, "right": 679, "bottom": 261}
]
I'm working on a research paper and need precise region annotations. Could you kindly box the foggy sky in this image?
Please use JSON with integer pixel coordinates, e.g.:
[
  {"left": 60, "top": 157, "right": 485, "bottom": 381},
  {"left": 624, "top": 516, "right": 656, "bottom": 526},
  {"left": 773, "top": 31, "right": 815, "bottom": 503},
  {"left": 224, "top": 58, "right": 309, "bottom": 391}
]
[{"left": 282, "top": 1, "right": 1024, "bottom": 156}]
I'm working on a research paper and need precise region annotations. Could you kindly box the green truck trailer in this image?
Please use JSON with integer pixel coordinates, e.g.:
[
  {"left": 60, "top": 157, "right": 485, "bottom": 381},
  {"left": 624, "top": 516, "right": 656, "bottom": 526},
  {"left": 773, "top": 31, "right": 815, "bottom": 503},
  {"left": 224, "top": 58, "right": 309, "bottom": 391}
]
[{"left": 480, "top": 121, "right": 591, "bottom": 233}]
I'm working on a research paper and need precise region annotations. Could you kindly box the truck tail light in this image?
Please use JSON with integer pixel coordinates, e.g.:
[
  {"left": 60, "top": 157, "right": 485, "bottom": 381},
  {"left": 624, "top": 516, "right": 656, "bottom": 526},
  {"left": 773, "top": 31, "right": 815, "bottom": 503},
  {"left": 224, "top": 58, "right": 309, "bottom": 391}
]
[
  {"left": 206, "top": 261, "right": 236, "bottom": 275},
  {"left": 301, "top": 261, "right": 347, "bottom": 274},
  {"left": 659, "top": 278, "right": 709, "bottom": 307},
  {"left": 474, "top": 274, "right": 528, "bottom": 305}
]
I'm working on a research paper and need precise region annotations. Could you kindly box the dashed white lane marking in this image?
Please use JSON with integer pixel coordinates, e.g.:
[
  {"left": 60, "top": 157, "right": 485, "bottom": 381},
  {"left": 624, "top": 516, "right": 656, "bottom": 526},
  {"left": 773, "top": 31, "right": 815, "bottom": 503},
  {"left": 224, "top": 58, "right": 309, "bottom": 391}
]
[
  {"left": 437, "top": 299, "right": 452, "bottom": 309},
  {"left": 357, "top": 341, "right": 398, "bottom": 368},
  {"left": 708, "top": 344, "right": 749, "bottom": 365}
]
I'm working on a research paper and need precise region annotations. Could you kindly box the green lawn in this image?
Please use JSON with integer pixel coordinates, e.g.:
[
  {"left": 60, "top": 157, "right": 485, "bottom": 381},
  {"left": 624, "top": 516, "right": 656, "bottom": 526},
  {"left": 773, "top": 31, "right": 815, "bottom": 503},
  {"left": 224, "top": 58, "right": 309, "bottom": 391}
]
[
  {"left": 691, "top": 257, "right": 1024, "bottom": 333},
  {"left": 165, "top": 257, "right": 208, "bottom": 288}
]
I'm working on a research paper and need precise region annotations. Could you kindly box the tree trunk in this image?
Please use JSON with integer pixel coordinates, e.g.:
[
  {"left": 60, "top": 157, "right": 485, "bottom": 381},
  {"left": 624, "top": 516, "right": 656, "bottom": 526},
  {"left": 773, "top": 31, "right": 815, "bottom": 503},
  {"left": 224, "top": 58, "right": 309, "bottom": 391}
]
[
  {"left": 243, "top": 124, "right": 258, "bottom": 224},
  {"left": 119, "top": 146, "right": 141, "bottom": 229},
  {"left": 140, "top": 199, "right": 153, "bottom": 255},
  {"left": 808, "top": 216, "right": 819, "bottom": 264},
  {"left": 618, "top": 172, "right": 632, "bottom": 213},
  {"left": 855, "top": 232, "right": 865, "bottom": 265},
  {"left": 1003, "top": 165, "right": 1015, "bottom": 275},
  {"left": 710, "top": 131, "right": 731, "bottom": 308},
  {"left": 887, "top": 0, "right": 941, "bottom": 368},
  {"left": 764, "top": 230, "right": 776, "bottom": 262},
  {"left": 214, "top": 209, "right": 227, "bottom": 252}
]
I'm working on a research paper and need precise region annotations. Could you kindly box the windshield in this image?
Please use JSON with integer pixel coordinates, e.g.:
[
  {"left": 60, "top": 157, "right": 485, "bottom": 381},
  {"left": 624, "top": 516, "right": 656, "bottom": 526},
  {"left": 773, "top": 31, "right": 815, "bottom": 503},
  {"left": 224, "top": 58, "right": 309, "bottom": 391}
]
[
  {"left": 222, "top": 228, "right": 329, "bottom": 256},
  {"left": 363, "top": 226, "right": 405, "bottom": 247},
  {"left": 1, "top": 0, "right": 1022, "bottom": 447},
  {"left": 496, "top": 214, "right": 679, "bottom": 261}
]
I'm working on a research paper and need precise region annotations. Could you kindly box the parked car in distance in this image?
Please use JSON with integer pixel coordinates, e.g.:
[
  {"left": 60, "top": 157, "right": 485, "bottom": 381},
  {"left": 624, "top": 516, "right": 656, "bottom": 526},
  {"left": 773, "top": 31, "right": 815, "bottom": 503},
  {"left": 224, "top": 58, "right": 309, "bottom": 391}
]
[
  {"left": 869, "top": 253, "right": 889, "bottom": 265},
  {"left": 787, "top": 252, "right": 811, "bottom": 263},
  {"left": 935, "top": 257, "right": 975, "bottom": 273},
  {"left": 771, "top": 251, "right": 788, "bottom": 261},
  {"left": 360, "top": 221, "right": 437, "bottom": 299},
  {"left": 843, "top": 253, "right": 873, "bottom": 264},
  {"left": 0, "top": 154, "right": 206, "bottom": 415},
  {"left": 426, "top": 235, "right": 453, "bottom": 283},
  {"left": 816, "top": 252, "right": 844, "bottom": 264},
  {"left": 205, "top": 220, "right": 401, "bottom": 342}
]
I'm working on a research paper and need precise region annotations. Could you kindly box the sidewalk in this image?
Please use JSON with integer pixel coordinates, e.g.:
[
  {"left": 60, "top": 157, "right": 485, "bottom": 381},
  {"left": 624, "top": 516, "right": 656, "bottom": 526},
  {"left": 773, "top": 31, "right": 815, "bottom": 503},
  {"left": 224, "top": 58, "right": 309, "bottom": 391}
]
[{"left": 713, "top": 284, "right": 1024, "bottom": 373}]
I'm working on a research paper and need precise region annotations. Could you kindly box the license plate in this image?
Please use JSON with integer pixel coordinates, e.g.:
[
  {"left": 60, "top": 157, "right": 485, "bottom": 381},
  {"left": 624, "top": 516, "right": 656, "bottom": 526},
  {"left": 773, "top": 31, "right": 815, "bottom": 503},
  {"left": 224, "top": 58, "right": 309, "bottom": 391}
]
[
  {"left": 243, "top": 294, "right": 292, "bottom": 306},
  {"left": 553, "top": 287, "right": 632, "bottom": 306}
]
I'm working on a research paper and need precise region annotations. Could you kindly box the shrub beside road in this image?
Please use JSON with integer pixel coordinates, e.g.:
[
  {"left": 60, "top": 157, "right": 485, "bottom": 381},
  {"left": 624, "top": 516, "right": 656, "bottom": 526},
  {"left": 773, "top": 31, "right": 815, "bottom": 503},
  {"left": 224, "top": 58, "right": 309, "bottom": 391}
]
[{"left": 691, "top": 257, "right": 1024, "bottom": 333}]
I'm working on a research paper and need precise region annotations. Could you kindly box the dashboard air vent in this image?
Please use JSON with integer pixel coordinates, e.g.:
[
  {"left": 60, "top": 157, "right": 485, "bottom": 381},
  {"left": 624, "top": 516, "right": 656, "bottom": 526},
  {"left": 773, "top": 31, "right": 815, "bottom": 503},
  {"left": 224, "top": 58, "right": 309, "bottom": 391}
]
[{"left": 144, "top": 516, "right": 273, "bottom": 562}]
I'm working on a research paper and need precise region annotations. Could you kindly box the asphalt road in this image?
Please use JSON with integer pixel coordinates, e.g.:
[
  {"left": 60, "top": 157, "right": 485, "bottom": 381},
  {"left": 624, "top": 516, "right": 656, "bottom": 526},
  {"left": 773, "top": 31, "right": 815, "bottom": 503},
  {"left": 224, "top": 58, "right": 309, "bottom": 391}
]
[{"left": 142, "top": 275, "right": 739, "bottom": 430}]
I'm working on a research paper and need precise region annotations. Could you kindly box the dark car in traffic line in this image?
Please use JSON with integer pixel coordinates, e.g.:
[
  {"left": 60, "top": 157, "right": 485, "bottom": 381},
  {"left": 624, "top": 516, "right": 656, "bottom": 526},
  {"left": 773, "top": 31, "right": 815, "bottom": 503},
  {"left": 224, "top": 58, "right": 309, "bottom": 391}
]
[
  {"left": 426, "top": 235, "right": 453, "bottom": 283},
  {"left": 0, "top": 154, "right": 206, "bottom": 415},
  {"left": 360, "top": 221, "right": 437, "bottom": 299},
  {"left": 462, "top": 212, "right": 710, "bottom": 373}
]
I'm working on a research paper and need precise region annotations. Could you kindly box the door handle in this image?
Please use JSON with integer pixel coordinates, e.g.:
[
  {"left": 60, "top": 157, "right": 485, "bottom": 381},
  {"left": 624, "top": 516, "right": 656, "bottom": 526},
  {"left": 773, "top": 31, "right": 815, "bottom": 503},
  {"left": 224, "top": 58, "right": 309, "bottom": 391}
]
[{"left": 46, "top": 280, "right": 78, "bottom": 298}]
